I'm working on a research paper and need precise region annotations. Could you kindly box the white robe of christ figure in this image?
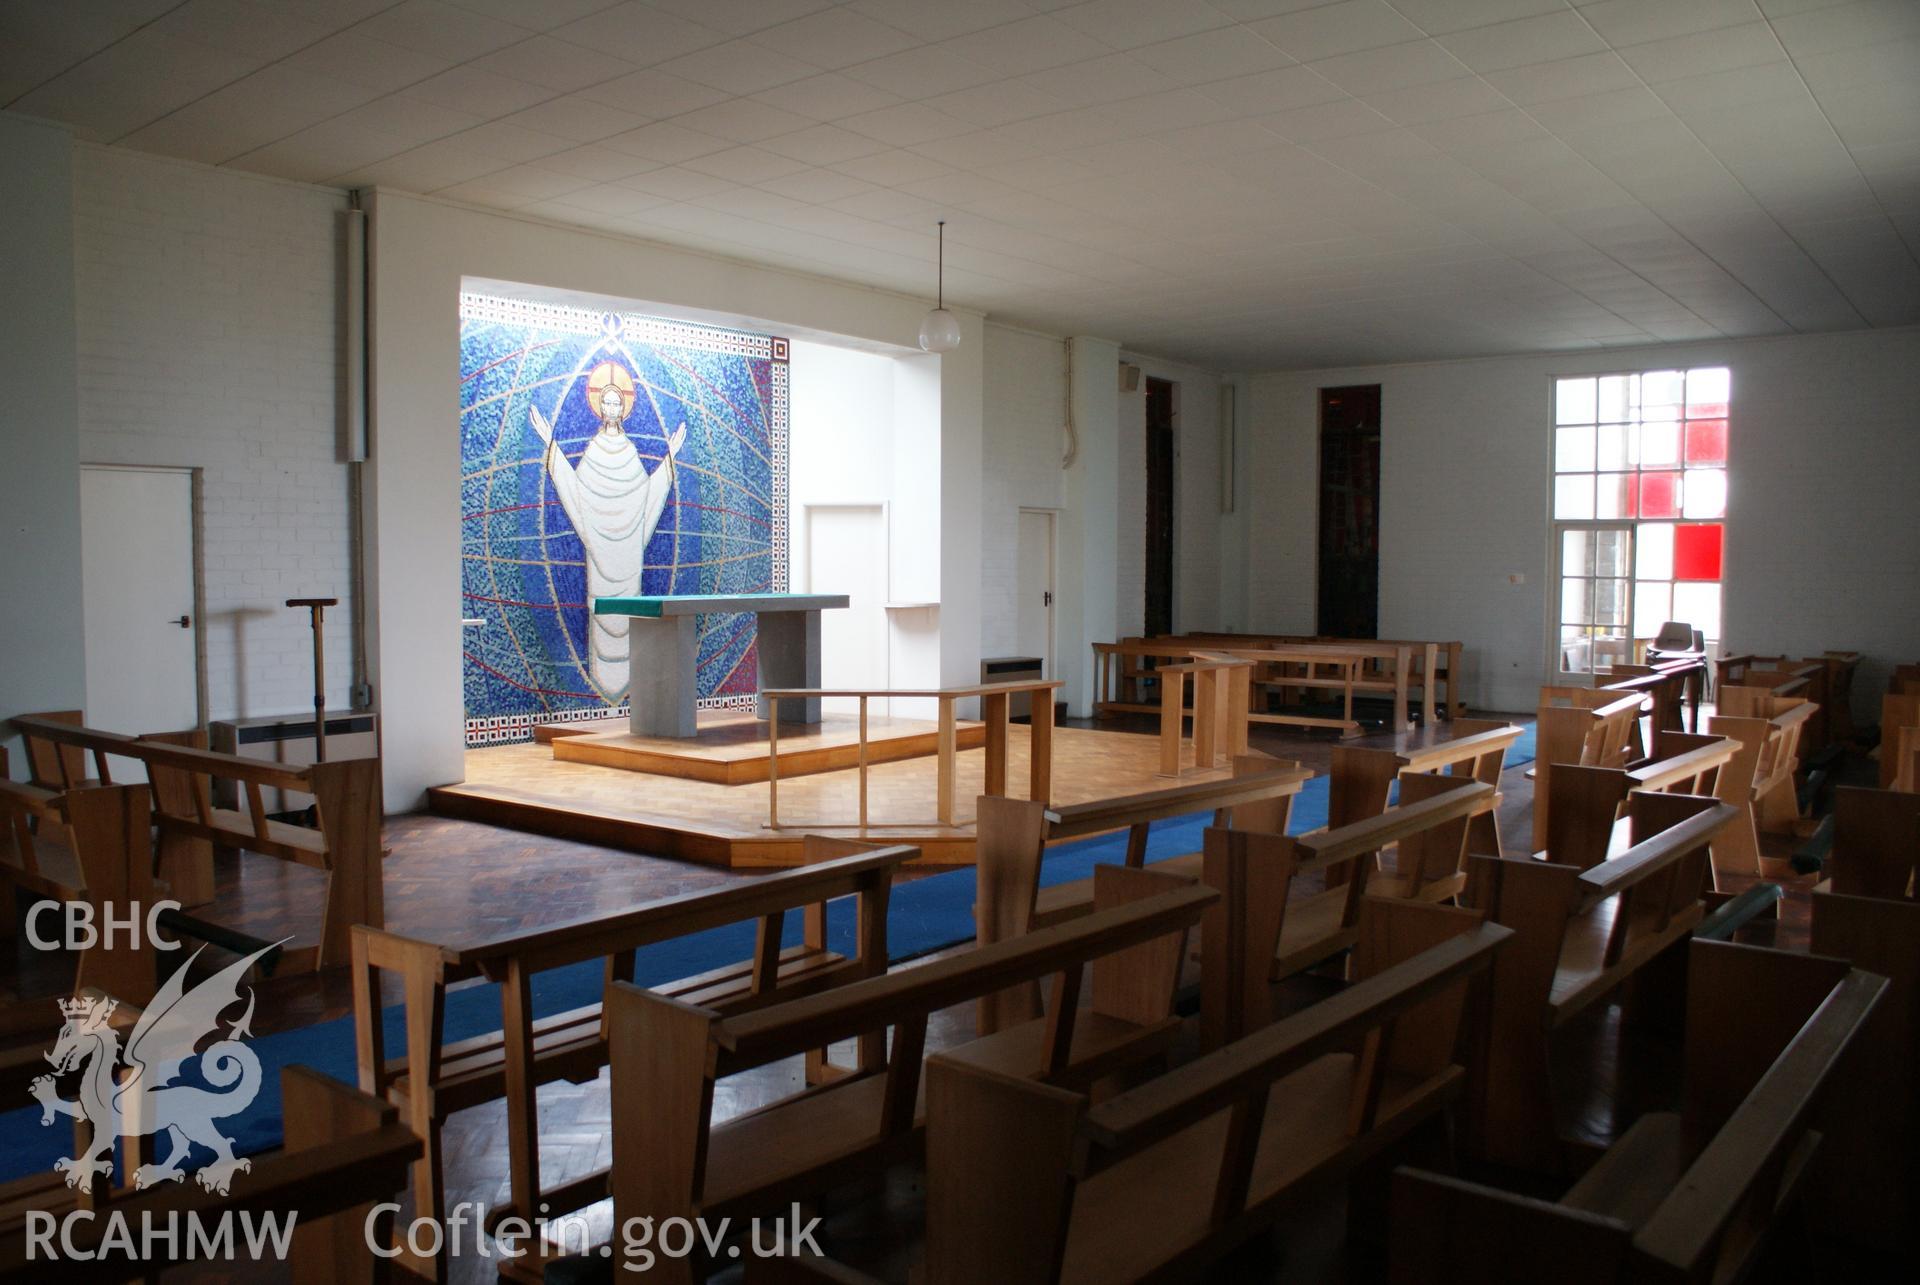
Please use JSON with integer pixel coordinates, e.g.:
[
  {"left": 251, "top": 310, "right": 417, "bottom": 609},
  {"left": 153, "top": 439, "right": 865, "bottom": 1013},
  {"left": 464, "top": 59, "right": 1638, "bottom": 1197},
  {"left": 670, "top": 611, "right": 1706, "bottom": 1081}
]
[{"left": 529, "top": 360, "right": 685, "bottom": 702}]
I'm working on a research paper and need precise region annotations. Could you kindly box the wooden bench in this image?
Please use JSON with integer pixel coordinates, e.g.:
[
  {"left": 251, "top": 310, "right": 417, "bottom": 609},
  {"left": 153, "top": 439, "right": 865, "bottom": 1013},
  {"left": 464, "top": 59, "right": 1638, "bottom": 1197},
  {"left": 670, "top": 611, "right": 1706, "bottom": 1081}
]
[
  {"left": 974, "top": 758, "right": 1312, "bottom": 945},
  {"left": 351, "top": 836, "right": 911, "bottom": 1281},
  {"left": 1177, "top": 629, "right": 1467, "bottom": 721},
  {"left": 599, "top": 876, "right": 1217, "bottom": 1282},
  {"left": 0, "top": 756, "right": 160, "bottom": 1005},
  {"left": 1539, "top": 731, "right": 1738, "bottom": 876},
  {"left": 1197, "top": 775, "right": 1494, "bottom": 1049},
  {"left": 1706, "top": 693, "right": 1818, "bottom": 872},
  {"left": 1467, "top": 793, "right": 1741, "bottom": 1172},
  {"left": 8, "top": 712, "right": 382, "bottom": 973},
  {"left": 0, "top": 1064, "right": 419, "bottom": 1285},
  {"left": 1806, "top": 786, "right": 1920, "bottom": 1248},
  {"left": 1151, "top": 653, "right": 1254, "bottom": 774},
  {"left": 1393, "top": 939, "right": 1887, "bottom": 1285},
  {"left": 1329, "top": 721, "right": 1522, "bottom": 861},
  {"left": 891, "top": 910, "right": 1514, "bottom": 1284}
]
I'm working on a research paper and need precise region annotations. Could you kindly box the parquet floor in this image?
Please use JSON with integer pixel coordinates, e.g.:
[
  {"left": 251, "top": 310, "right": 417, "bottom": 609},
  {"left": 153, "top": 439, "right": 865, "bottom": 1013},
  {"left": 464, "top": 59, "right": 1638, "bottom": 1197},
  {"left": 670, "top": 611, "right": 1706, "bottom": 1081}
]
[{"left": 0, "top": 710, "right": 1849, "bottom": 1284}]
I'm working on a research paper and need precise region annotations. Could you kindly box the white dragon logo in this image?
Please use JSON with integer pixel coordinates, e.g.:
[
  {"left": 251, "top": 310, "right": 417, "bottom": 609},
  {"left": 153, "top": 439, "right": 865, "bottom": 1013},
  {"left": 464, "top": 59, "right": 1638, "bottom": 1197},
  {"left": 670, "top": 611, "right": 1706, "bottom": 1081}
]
[{"left": 30, "top": 942, "right": 280, "bottom": 1196}]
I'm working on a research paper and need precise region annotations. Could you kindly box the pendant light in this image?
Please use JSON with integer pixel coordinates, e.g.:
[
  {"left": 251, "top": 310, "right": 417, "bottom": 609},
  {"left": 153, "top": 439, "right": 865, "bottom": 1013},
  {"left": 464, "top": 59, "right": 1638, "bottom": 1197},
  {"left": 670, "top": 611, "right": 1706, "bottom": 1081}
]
[{"left": 918, "top": 219, "right": 961, "bottom": 353}]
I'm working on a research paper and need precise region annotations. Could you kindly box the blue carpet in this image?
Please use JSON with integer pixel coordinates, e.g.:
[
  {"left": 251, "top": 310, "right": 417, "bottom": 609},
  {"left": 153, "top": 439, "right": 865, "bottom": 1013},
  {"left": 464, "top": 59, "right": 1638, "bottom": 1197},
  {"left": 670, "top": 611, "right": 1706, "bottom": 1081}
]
[{"left": 1, "top": 722, "right": 1532, "bottom": 1181}]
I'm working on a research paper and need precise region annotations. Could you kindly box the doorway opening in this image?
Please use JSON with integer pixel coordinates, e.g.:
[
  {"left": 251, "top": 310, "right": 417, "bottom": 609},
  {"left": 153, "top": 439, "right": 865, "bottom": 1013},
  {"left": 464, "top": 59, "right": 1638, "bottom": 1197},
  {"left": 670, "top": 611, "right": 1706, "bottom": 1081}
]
[
  {"left": 1316, "top": 385, "right": 1380, "bottom": 639},
  {"left": 1145, "top": 377, "right": 1176, "bottom": 638}
]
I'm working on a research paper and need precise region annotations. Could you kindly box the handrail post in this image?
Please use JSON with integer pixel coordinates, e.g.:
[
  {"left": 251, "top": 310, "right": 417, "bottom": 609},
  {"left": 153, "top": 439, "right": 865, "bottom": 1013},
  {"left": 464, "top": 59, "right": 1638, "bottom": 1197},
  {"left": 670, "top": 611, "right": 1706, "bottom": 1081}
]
[
  {"left": 857, "top": 695, "right": 868, "bottom": 833},
  {"left": 768, "top": 703, "right": 781, "bottom": 830}
]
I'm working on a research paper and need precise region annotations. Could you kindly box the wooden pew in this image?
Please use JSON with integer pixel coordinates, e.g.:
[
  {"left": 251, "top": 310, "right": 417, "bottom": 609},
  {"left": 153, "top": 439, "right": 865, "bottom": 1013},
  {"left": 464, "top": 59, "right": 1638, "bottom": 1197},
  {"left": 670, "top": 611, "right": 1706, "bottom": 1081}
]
[
  {"left": 1330, "top": 721, "right": 1522, "bottom": 860},
  {"left": 1393, "top": 940, "right": 1887, "bottom": 1285},
  {"left": 600, "top": 876, "right": 1217, "bottom": 1282},
  {"left": 1152, "top": 653, "right": 1253, "bottom": 775},
  {"left": 902, "top": 913, "right": 1513, "bottom": 1284},
  {"left": 1197, "top": 776, "right": 1494, "bottom": 1049},
  {"left": 0, "top": 757, "right": 161, "bottom": 1005},
  {"left": 1177, "top": 629, "right": 1466, "bottom": 721},
  {"left": 1467, "top": 793, "right": 1741, "bottom": 1172},
  {"left": 1530, "top": 688, "right": 1643, "bottom": 854},
  {"left": 1806, "top": 787, "right": 1920, "bottom": 1247},
  {"left": 0, "top": 1065, "right": 420, "bottom": 1284},
  {"left": 351, "top": 837, "right": 911, "bottom": 1281},
  {"left": 1540, "top": 731, "right": 1738, "bottom": 876},
  {"left": 1707, "top": 693, "right": 1818, "bottom": 872},
  {"left": 974, "top": 759, "right": 1312, "bottom": 943},
  {"left": 8, "top": 713, "right": 382, "bottom": 972}
]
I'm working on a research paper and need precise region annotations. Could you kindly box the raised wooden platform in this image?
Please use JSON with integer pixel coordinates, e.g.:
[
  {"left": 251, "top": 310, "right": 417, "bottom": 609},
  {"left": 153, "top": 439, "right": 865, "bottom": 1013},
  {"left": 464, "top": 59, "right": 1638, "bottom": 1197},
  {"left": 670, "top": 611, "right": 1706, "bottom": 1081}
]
[
  {"left": 427, "top": 724, "right": 1230, "bottom": 868},
  {"left": 548, "top": 710, "right": 985, "bottom": 785}
]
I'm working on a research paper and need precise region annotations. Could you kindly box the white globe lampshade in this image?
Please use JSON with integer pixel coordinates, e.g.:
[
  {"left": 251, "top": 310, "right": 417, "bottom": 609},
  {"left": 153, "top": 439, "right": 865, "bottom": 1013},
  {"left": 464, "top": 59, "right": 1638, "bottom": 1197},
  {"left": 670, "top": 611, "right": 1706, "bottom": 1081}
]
[{"left": 918, "top": 307, "right": 962, "bottom": 353}]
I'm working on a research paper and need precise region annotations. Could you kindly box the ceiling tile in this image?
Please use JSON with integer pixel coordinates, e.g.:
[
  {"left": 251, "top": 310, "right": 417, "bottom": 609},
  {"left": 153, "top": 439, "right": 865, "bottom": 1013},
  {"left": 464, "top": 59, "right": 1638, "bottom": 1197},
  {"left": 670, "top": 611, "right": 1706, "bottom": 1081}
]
[
  {"left": 358, "top": 0, "right": 532, "bottom": 60},
  {"left": 1387, "top": 0, "right": 1572, "bottom": 35},
  {"left": 1053, "top": 0, "right": 1235, "bottom": 49},
  {"left": 1018, "top": 53, "right": 1179, "bottom": 107},
  {"left": 330, "top": 93, "right": 484, "bottom": 148},
  {"left": 924, "top": 79, "right": 1070, "bottom": 127},
  {"left": 468, "top": 35, "right": 637, "bottom": 93},
  {"left": 842, "top": 44, "right": 1003, "bottom": 98},
  {"left": 1309, "top": 40, "right": 1474, "bottom": 94},
  {"left": 829, "top": 147, "right": 955, "bottom": 184},
  {"left": 758, "top": 122, "right": 891, "bottom": 164},
  {"left": 1615, "top": 21, "right": 1786, "bottom": 83},
  {"left": 524, "top": 142, "right": 662, "bottom": 180},
  {"left": 152, "top": 0, "right": 339, "bottom": 64},
  {"left": 11, "top": 31, "right": 260, "bottom": 141},
  {"left": 655, "top": 39, "right": 819, "bottom": 95},
  {"left": 1261, "top": 97, "right": 1399, "bottom": 142},
  {"left": 646, "top": 0, "right": 837, "bottom": 38},
  {"left": 579, "top": 68, "right": 729, "bottom": 117},
  {"left": 1770, "top": 0, "right": 1920, "bottom": 55},
  {"left": 1251, "top": 1, "right": 1426, "bottom": 62},
  {"left": 1652, "top": 59, "right": 1808, "bottom": 115},
  {"left": 944, "top": 15, "right": 1112, "bottom": 74},
  {"left": 908, "top": 128, "right": 1045, "bottom": 170},
  {"left": 613, "top": 164, "right": 739, "bottom": 198},
  {"left": 1576, "top": 0, "right": 1764, "bottom": 47},
  {"left": 747, "top": 6, "right": 921, "bottom": 70},
  {"left": 1194, "top": 63, "right": 1347, "bottom": 114},
  {"left": 281, "top": 31, "right": 455, "bottom": 94},
  {"left": 1364, "top": 75, "right": 1514, "bottom": 124},
  {"left": 543, "top": 181, "right": 672, "bottom": 215},
  {"left": 839, "top": 101, "right": 974, "bottom": 145},
  {"left": 672, "top": 97, "right": 816, "bottom": 143},
  {"left": 679, "top": 143, "right": 812, "bottom": 182},
  {"left": 547, "top": 2, "right": 725, "bottom": 67},
  {"left": 499, "top": 95, "right": 635, "bottom": 144},
  {"left": 758, "top": 165, "right": 882, "bottom": 202},
  {"left": 1438, "top": 11, "right": 1607, "bottom": 72},
  {"left": 751, "top": 73, "right": 904, "bottom": 120},
  {"left": 1129, "top": 26, "right": 1295, "bottom": 83},
  {"left": 0, "top": 0, "right": 178, "bottom": 63},
  {"left": 599, "top": 119, "right": 731, "bottom": 162},
  {"left": 404, "top": 65, "right": 553, "bottom": 117},
  {"left": 848, "top": 0, "right": 1035, "bottom": 42},
  {"left": 1480, "top": 49, "right": 1639, "bottom": 103}
]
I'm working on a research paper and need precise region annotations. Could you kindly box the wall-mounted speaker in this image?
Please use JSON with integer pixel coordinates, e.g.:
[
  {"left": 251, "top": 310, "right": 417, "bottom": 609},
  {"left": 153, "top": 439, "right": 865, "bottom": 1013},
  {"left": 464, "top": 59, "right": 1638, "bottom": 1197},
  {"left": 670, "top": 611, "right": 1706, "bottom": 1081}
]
[{"left": 1119, "top": 363, "right": 1141, "bottom": 392}]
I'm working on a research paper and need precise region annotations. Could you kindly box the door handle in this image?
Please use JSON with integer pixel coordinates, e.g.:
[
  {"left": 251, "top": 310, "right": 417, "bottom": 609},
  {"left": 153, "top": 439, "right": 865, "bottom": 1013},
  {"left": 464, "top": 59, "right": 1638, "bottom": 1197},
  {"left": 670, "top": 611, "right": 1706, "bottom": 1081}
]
[{"left": 170, "top": 615, "right": 191, "bottom": 629}]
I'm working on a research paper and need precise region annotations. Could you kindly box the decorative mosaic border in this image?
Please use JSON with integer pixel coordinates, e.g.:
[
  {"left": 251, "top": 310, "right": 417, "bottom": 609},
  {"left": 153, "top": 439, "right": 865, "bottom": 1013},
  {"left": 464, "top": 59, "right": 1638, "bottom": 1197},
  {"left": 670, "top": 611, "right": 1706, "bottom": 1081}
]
[
  {"left": 458, "top": 292, "right": 779, "bottom": 360},
  {"left": 464, "top": 695, "right": 758, "bottom": 747}
]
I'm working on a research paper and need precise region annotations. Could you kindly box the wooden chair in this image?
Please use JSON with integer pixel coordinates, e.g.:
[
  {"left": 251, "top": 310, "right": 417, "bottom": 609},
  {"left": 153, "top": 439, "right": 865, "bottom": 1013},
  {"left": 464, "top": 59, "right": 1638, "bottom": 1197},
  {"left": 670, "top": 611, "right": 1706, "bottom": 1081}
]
[
  {"left": 1539, "top": 731, "right": 1738, "bottom": 877},
  {"left": 1466, "top": 793, "right": 1741, "bottom": 1172},
  {"left": 352, "top": 837, "right": 912, "bottom": 1281},
  {"left": 1882, "top": 688, "right": 1920, "bottom": 791},
  {"left": 0, "top": 760, "right": 161, "bottom": 1006},
  {"left": 1530, "top": 688, "right": 1643, "bottom": 854},
  {"left": 599, "top": 876, "right": 1216, "bottom": 1282},
  {"left": 0, "top": 1065, "right": 420, "bottom": 1284},
  {"left": 896, "top": 912, "right": 1514, "bottom": 1284},
  {"left": 1393, "top": 940, "right": 1887, "bottom": 1285},
  {"left": 1707, "top": 694, "right": 1818, "bottom": 873},
  {"left": 1196, "top": 776, "right": 1494, "bottom": 1049}
]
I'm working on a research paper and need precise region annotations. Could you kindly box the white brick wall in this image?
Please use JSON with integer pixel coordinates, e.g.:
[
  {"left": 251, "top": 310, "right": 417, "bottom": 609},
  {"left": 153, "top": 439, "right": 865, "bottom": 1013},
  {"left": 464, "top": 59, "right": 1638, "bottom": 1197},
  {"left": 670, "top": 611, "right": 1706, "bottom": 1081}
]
[
  {"left": 1123, "top": 352, "right": 1228, "bottom": 635},
  {"left": 980, "top": 323, "right": 1068, "bottom": 659},
  {"left": 1243, "top": 328, "right": 1920, "bottom": 714},
  {"left": 72, "top": 146, "right": 353, "bottom": 723}
]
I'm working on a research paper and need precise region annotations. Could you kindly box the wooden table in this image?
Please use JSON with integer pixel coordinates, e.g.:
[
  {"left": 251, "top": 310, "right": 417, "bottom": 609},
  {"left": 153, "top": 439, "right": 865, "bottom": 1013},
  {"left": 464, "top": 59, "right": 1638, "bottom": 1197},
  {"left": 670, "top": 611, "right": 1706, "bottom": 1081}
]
[{"left": 593, "top": 593, "right": 850, "bottom": 738}]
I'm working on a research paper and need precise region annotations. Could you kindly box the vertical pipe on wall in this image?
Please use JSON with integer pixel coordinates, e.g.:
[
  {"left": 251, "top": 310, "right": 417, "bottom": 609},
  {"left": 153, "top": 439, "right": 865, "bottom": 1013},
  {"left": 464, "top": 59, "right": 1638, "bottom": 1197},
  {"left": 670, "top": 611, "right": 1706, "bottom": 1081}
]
[{"left": 344, "top": 193, "right": 373, "bottom": 708}]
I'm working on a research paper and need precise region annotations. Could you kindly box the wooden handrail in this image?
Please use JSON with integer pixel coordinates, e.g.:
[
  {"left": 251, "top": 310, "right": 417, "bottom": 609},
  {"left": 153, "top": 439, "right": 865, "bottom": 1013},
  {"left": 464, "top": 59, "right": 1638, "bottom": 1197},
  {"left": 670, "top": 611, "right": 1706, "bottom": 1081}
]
[
  {"left": 1395, "top": 725, "right": 1521, "bottom": 771},
  {"left": 715, "top": 884, "right": 1217, "bottom": 1059},
  {"left": 1079, "top": 922, "right": 1512, "bottom": 1157},
  {"left": 1631, "top": 970, "right": 1887, "bottom": 1275},
  {"left": 1576, "top": 801, "right": 1739, "bottom": 903},
  {"left": 1294, "top": 779, "right": 1493, "bottom": 867},
  {"left": 1627, "top": 740, "right": 1736, "bottom": 790}
]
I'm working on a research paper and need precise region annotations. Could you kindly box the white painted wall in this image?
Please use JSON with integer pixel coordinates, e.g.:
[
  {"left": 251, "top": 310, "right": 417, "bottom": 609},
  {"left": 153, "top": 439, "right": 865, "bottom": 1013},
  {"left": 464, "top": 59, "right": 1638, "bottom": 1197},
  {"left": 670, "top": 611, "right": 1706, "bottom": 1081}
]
[
  {"left": 1122, "top": 351, "right": 1231, "bottom": 636},
  {"left": 367, "top": 191, "right": 986, "bottom": 807},
  {"left": 1058, "top": 335, "right": 1121, "bottom": 715},
  {"left": 980, "top": 324, "right": 1068, "bottom": 662},
  {"left": 1241, "top": 328, "right": 1920, "bottom": 714},
  {"left": 71, "top": 145, "right": 352, "bottom": 724},
  {"left": 0, "top": 115, "right": 85, "bottom": 773}
]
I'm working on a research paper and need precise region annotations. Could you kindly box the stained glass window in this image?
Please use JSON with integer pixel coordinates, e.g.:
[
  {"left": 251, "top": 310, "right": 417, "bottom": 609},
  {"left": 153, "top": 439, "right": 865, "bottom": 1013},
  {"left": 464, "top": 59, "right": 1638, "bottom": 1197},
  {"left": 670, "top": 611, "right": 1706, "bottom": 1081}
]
[{"left": 1553, "top": 368, "right": 1729, "bottom": 673}]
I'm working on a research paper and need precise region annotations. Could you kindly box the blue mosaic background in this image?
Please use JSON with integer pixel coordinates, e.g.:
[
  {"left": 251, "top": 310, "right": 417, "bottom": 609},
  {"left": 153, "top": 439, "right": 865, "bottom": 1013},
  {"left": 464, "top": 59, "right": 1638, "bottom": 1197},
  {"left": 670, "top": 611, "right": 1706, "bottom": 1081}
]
[{"left": 460, "top": 295, "right": 788, "bottom": 745}]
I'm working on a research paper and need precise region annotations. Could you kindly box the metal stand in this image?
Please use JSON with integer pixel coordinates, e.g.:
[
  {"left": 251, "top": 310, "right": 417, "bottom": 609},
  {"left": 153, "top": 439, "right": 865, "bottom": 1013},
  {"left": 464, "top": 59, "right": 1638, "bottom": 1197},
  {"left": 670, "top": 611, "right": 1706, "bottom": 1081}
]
[{"left": 286, "top": 597, "right": 339, "bottom": 761}]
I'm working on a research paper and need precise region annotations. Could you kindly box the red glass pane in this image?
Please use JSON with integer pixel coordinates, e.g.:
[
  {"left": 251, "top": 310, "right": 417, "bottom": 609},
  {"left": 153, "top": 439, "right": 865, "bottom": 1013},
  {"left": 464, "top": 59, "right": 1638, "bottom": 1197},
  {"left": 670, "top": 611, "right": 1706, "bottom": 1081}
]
[
  {"left": 1673, "top": 523, "right": 1723, "bottom": 581},
  {"left": 1638, "top": 471, "right": 1680, "bottom": 518},
  {"left": 1685, "top": 419, "right": 1727, "bottom": 465},
  {"left": 1687, "top": 401, "right": 1728, "bottom": 419}
]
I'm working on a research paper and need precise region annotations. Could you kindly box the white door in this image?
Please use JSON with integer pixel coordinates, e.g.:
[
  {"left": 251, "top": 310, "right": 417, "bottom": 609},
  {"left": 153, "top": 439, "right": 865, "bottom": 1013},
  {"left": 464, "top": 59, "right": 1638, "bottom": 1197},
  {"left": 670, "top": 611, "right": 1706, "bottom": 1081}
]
[
  {"left": 806, "top": 505, "right": 887, "bottom": 717},
  {"left": 80, "top": 467, "right": 198, "bottom": 773},
  {"left": 1017, "top": 509, "right": 1055, "bottom": 676}
]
